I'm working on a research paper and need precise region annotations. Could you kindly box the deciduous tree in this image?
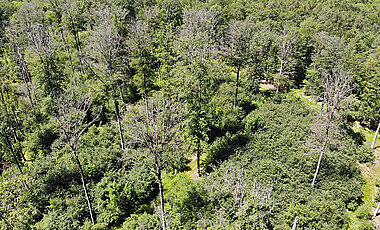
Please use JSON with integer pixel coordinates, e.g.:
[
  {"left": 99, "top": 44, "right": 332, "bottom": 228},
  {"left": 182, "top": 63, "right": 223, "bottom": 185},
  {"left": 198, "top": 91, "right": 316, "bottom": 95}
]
[
  {"left": 55, "top": 89, "right": 100, "bottom": 224},
  {"left": 312, "top": 68, "right": 353, "bottom": 187},
  {"left": 124, "top": 94, "right": 185, "bottom": 230},
  {"left": 85, "top": 5, "right": 127, "bottom": 150}
]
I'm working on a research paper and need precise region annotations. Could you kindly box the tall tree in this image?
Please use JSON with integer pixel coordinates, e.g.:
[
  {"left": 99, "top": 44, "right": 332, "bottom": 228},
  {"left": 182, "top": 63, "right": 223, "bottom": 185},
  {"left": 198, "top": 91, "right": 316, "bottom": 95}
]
[
  {"left": 128, "top": 15, "right": 156, "bottom": 99},
  {"left": 85, "top": 5, "right": 126, "bottom": 150},
  {"left": 371, "top": 122, "right": 379, "bottom": 149},
  {"left": 177, "top": 8, "right": 218, "bottom": 176},
  {"left": 13, "top": 2, "right": 65, "bottom": 98},
  {"left": 224, "top": 19, "right": 254, "bottom": 107},
  {"left": 125, "top": 94, "right": 184, "bottom": 230},
  {"left": 304, "top": 32, "right": 348, "bottom": 102},
  {"left": 0, "top": 88, "right": 26, "bottom": 162},
  {"left": 312, "top": 68, "right": 353, "bottom": 187},
  {"left": 55, "top": 89, "right": 100, "bottom": 224},
  {"left": 7, "top": 26, "right": 37, "bottom": 112},
  {"left": 61, "top": 0, "right": 86, "bottom": 73},
  {"left": 276, "top": 25, "right": 296, "bottom": 94}
]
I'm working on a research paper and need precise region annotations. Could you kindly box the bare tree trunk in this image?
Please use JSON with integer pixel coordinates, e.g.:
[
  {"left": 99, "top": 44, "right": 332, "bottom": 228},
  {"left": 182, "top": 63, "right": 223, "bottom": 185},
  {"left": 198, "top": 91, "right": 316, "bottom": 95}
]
[
  {"left": 197, "top": 137, "right": 201, "bottom": 177},
  {"left": 10, "top": 31, "right": 37, "bottom": 109},
  {"left": 74, "top": 154, "right": 95, "bottom": 224},
  {"left": 11, "top": 105, "right": 24, "bottom": 139},
  {"left": 0, "top": 92, "right": 26, "bottom": 162},
  {"left": 114, "top": 98, "right": 125, "bottom": 150},
  {"left": 276, "top": 61, "right": 284, "bottom": 94},
  {"left": 60, "top": 28, "right": 76, "bottom": 83},
  {"left": 156, "top": 160, "right": 167, "bottom": 230},
  {"left": 4, "top": 135, "right": 29, "bottom": 190},
  {"left": 371, "top": 122, "right": 380, "bottom": 149},
  {"left": 66, "top": 10, "right": 84, "bottom": 74},
  {"left": 4, "top": 136, "right": 23, "bottom": 176},
  {"left": 118, "top": 81, "right": 125, "bottom": 103},
  {"left": 233, "top": 65, "right": 241, "bottom": 108},
  {"left": 292, "top": 216, "right": 299, "bottom": 230},
  {"left": 312, "top": 109, "right": 334, "bottom": 187},
  {"left": 373, "top": 202, "right": 380, "bottom": 217}
]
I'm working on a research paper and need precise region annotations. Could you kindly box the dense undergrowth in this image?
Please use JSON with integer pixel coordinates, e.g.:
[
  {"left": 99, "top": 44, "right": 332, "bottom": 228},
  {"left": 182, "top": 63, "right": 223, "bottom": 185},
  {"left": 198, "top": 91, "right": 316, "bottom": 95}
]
[{"left": 0, "top": 0, "right": 379, "bottom": 229}]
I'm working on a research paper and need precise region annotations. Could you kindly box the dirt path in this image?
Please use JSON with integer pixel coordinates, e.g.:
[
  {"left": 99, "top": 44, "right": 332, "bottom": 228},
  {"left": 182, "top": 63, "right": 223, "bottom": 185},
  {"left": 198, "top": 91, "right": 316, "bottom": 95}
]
[
  {"left": 366, "top": 147, "right": 380, "bottom": 228},
  {"left": 351, "top": 122, "right": 380, "bottom": 228},
  {"left": 186, "top": 154, "right": 200, "bottom": 180}
]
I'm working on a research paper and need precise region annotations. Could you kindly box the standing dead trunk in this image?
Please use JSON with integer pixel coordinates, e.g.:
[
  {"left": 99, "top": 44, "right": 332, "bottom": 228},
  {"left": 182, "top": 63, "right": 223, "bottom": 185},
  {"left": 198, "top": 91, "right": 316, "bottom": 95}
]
[
  {"left": 65, "top": 3, "right": 84, "bottom": 74},
  {"left": 371, "top": 122, "right": 380, "bottom": 149},
  {"left": 0, "top": 91, "right": 26, "bottom": 162},
  {"left": 10, "top": 31, "right": 37, "bottom": 109},
  {"left": 4, "top": 136, "right": 23, "bottom": 176},
  {"left": 74, "top": 153, "right": 95, "bottom": 224},
  {"left": 60, "top": 28, "right": 76, "bottom": 82},
  {"left": 196, "top": 138, "right": 201, "bottom": 177},
  {"left": 373, "top": 202, "right": 380, "bottom": 217},
  {"left": 233, "top": 65, "right": 241, "bottom": 108},
  {"left": 56, "top": 91, "right": 100, "bottom": 225},
  {"left": 292, "top": 216, "right": 299, "bottom": 230},
  {"left": 11, "top": 105, "right": 24, "bottom": 139},
  {"left": 114, "top": 98, "right": 125, "bottom": 150},
  {"left": 155, "top": 160, "right": 167, "bottom": 230},
  {"left": 4, "top": 135, "right": 29, "bottom": 190},
  {"left": 125, "top": 95, "right": 183, "bottom": 230},
  {"left": 312, "top": 109, "right": 334, "bottom": 187},
  {"left": 276, "top": 61, "right": 284, "bottom": 94}
]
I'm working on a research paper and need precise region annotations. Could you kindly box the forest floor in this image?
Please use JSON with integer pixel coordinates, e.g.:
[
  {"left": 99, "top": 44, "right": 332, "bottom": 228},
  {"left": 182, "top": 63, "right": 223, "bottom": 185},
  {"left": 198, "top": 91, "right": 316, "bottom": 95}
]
[
  {"left": 186, "top": 153, "right": 208, "bottom": 180},
  {"left": 187, "top": 154, "right": 199, "bottom": 179}
]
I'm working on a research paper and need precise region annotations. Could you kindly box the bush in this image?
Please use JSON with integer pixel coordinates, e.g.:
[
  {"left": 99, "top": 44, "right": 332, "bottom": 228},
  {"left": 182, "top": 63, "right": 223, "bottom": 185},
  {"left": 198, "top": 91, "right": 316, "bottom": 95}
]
[
  {"left": 121, "top": 213, "right": 160, "bottom": 230},
  {"left": 356, "top": 147, "right": 375, "bottom": 164},
  {"left": 355, "top": 204, "right": 372, "bottom": 220}
]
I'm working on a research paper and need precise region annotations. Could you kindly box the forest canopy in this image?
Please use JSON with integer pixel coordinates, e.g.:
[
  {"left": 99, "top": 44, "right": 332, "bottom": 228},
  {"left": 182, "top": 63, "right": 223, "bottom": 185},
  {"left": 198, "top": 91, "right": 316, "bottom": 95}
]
[{"left": 0, "top": 0, "right": 379, "bottom": 229}]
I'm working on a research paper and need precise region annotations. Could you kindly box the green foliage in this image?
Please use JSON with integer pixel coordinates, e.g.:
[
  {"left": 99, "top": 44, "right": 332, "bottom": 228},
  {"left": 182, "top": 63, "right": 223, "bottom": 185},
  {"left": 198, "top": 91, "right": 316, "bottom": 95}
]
[
  {"left": 23, "top": 121, "right": 59, "bottom": 160},
  {"left": 203, "top": 132, "right": 248, "bottom": 171},
  {"left": 0, "top": 0, "right": 378, "bottom": 229},
  {"left": 94, "top": 167, "right": 157, "bottom": 228},
  {"left": 121, "top": 213, "right": 161, "bottom": 230},
  {"left": 163, "top": 173, "right": 207, "bottom": 229},
  {"left": 354, "top": 204, "right": 372, "bottom": 220}
]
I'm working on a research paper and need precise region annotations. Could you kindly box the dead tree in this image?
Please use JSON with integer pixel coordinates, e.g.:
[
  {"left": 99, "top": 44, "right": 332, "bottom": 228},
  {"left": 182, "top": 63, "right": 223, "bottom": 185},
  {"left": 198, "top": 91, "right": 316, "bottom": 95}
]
[
  {"left": 312, "top": 68, "right": 353, "bottom": 187},
  {"left": 371, "top": 122, "right": 379, "bottom": 149},
  {"left": 62, "top": 0, "right": 85, "bottom": 73},
  {"left": 86, "top": 5, "right": 126, "bottom": 150},
  {"left": 276, "top": 25, "right": 296, "bottom": 94},
  {"left": 0, "top": 87, "right": 26, "bottom": 163},
  {"left": 12, "top": 2, "right": 63, "bottom": 98},
  {"left": 125, "top": 94, "right": 184, "bottom": 230},
  {"left": 178, "top": 9, "right": 218, "bottom": 177},
  {"left": 1, "top": 131, "right": 29, "bottom": 190},
  {"left": 200, "top": 162, "right": 274, "bottom": 229},
  {"left": 292, "top": 216, "right": 299, "bottom": 230},
  {"left": 8, "top": 27, "right": 37, "bottom": 110},
  {"left": 224, "top": 20, "right": 254, "bottom": 107},
  {"left": 56, "top": 90, "right": 100, "bottom": 224}
]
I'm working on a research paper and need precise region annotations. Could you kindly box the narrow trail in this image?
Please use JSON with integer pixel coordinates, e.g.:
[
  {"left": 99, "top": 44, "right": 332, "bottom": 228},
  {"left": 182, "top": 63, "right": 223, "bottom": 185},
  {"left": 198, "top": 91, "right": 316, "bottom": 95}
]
[
  {"left": 186, "top": 154, "right": 200, "bottom": 180},
  {"left": 359, "top": 145, "right": 380, "bottom": 228},
  {"left": 355, "top": 124, "right": 380, "bottom": 228},
  {"left": 371, "top": 146, "right": 380, "bottom": 228}
]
